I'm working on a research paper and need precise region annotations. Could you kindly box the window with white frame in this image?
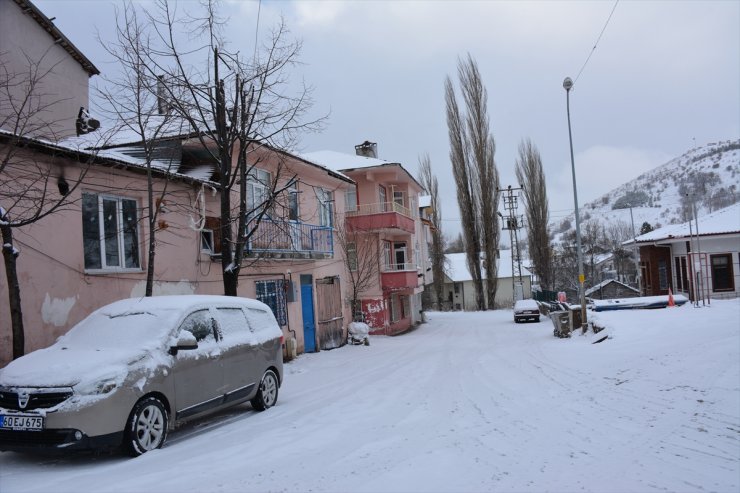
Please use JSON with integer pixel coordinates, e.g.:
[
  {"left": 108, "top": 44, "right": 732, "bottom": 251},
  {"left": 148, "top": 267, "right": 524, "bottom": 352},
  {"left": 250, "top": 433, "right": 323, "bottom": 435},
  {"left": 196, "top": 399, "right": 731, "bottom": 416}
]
[
  {"left": 318, "top": 188, "right": 333, "bottom": 227},
  {"left": 200, "top": 229, "right": 215, "bottom": 253},
  {"left": 390, "top": 294, "right": 400, "bottom": 322},
  {"left": 393, "top": 190, "right": 404, "bottom": 207},
  {"left": 247, "top": 168, "right": 271, "bottom": 220},
  {"left": 345, "top": 185, "right": 357, "bottom": 212},
  {"left": 82, "top": 192, "right": 140, "bottom": 270},
  {"left": 379, "top": 185, "right": 387, "bottom": 211}
]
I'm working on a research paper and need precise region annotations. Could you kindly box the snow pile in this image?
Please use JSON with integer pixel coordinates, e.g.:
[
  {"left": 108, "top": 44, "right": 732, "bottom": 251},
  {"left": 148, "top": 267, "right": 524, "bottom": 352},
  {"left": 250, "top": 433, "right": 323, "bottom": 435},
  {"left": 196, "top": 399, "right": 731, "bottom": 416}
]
[{"left": 1, "top": 300, "right": 738, "bottom": 492}]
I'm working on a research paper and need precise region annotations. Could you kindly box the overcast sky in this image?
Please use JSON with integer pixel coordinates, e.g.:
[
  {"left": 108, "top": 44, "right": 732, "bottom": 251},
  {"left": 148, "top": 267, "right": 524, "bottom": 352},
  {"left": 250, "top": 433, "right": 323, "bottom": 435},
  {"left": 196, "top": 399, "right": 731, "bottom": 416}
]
[{"left": 37, "top": 0, "right": 740, "bottom": 238}]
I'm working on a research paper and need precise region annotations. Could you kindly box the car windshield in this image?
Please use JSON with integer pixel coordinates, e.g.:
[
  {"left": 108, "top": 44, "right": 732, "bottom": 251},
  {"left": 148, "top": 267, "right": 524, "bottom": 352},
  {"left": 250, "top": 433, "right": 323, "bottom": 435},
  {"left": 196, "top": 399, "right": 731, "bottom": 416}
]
[{"left": 59, "top": 309, "right": 178, "bottom": 350}]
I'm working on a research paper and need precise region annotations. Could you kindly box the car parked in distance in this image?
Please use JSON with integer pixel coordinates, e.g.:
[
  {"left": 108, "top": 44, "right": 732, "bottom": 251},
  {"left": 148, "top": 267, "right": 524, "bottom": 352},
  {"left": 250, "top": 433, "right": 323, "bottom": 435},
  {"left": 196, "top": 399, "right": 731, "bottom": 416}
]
[
  {"left": 514, "top": 299, "right": 541, "bottom": 323},
  {"left": 0, "top": 295, "right": 283, "bottom": 456}
]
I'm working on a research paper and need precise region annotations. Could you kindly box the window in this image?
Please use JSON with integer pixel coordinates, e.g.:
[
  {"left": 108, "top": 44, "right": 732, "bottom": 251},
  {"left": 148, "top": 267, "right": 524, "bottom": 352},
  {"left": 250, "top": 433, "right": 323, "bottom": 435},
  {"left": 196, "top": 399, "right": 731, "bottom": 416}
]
[
  {"left": 345, "top": 185, "right": 357, "bottom": 212},
  {"left": 379, "top": 185, "right": 387, "bottom": 211},
  {"left": 658, "top": 259, "right": 668, "bottom": 291},
  {"left": 393, "top": 190, "right": 404, "bottom": 207},
  {"left": 288, "top": 183, "right": 299, "bottom": 221},
  {"left": 247, "top": 169, "right": 272, "bottom": 221},
  {"left": 394, "top": 242, "right": 407, "bottom": 269},
  {"left": 675, "top": 256, "right": 689, "bottom": 292},
  {"left": 390, "top": 294, "right": 401, "bottom": 322},
  {"left": 389, "top": 295, "right": 409, "bottom": 322},
  {"left": 347, "top": 242, "right": 358, "bottom": 271},
  {"left": 180, "top": 310, "right": 217, "bottom": 342},
  {"left": 711, "top": 254, "right": 735, "bottom": 292},
  {"left": 202, "top": 216, "right": 221, "bottom": 255},
  {"left": 82, "top": 193, "right": 139, "bottom": 270},
  {"left": 383, "top": 241, "right": 392, "bottom": 269},
  {"left": 318, "top": 189, "right": 333, "bottom": 227},
  {"left": 255, "top": 280, "right": 288, "bottom": 326},
  {"left": 216, "top": 308, "right": 251, "bottom": 337}
]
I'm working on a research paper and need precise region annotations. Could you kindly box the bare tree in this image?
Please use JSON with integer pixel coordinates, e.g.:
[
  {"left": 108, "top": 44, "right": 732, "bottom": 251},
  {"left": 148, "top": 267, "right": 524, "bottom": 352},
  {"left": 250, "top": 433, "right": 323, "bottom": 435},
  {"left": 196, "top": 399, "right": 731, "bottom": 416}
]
[
  {"left": 515, "top": 138, "right": 553, "bottom": 289},
  {"left": 445, "top": 55, "right": 499, "bottom": 310},
  {"left": 334, "top": 218, "right": 382, "bottom": 322},
  {"left": 0, "top": 50, "right": 98, "bottom": 358},
  {"left": 418, "top": 153, "right": 445, "bottom": 310},
  {"left": 445, "top": 74, "right": 484, "bottom": 310},
  {"left": 458, "top": 55, "right": 500, "bottom": 310},
  {"left": 99, "top": 4, "right": 181, "bottom": 296},
  {"left": 123, "top": 0, "right": 322, "bottom": 296},
  {"left": 603, "top": 220, "right": 637, "bottom": 283}
]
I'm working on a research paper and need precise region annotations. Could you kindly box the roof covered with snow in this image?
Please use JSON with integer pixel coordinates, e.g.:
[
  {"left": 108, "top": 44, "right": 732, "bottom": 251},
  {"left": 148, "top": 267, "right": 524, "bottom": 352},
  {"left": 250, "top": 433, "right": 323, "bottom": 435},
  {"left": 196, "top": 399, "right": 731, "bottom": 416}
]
[
  {"left": 419, "top": 195, "right": 432, "bottom": 208},
  {"left": 585, "top": 279, "right": 640, "bottom": 296},
  {"left": 300, "top": 150, "right": 422, "bottom": 190},
  {"left": 445, "top": 250, "right": 532, "bottom": 282},
  {"left": 300, "top": 150, "right": 398, "bottom": 171},
  {"left": 630, "top": 202, "right": 740, "bottom": 244}
]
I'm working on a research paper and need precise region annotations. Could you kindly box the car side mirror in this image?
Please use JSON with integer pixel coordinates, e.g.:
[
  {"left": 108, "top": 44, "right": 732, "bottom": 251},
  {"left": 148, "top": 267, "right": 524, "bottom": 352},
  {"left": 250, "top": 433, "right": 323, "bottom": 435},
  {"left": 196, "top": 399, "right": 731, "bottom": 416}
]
[{"left": 169, "top": 332, "right": 198, "bottom": 355}]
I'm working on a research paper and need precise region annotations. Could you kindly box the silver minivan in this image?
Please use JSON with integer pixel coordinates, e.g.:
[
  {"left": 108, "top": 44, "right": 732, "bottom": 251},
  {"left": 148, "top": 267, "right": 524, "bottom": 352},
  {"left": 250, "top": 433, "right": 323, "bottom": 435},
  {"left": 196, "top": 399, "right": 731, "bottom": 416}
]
[{"left": 0, "top": 295, "right": 283, "bottom": 456}]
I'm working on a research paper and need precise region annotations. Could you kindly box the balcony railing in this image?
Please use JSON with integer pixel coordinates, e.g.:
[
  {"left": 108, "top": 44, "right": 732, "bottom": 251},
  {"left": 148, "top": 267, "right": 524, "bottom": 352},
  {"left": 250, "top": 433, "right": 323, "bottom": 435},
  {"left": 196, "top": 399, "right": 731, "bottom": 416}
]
[
  {"left": 381, "top": 262, "right": 417, "bottom": 272},
  {"left": 381, "top": 263, "right": 419, "bottom": 290},
  {"left": 347, "top": 201, "right": 414, "bottom": 219},
  {"left": 346, "top": 202, "right": 415, "bottom": 234},
  {"left": 248, "top": 219, "right": 333, "bottom": 256}
]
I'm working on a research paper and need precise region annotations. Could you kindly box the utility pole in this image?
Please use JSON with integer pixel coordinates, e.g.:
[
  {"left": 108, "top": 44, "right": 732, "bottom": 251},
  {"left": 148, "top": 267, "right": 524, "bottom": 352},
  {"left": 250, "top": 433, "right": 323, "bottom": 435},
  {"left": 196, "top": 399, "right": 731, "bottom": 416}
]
[
  {"left": 498, "top": 185, "right": 524, "bottom": 302},
  {"left": 627, "top": 204, "right": 641, "bottom": 294}
]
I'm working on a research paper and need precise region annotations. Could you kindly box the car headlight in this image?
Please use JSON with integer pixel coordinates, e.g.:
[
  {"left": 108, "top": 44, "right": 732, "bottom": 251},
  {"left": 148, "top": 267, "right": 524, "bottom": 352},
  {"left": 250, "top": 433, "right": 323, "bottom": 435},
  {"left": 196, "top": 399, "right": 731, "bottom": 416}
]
[{"left": 75, "top": 379, "right": 118, "bottom": 395}]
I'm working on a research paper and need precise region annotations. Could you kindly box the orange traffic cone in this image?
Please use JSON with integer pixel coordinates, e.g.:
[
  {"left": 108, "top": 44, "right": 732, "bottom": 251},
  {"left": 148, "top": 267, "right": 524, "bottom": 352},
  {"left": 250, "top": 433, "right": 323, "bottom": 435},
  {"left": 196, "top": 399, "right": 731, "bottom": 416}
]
[{"left": 668, "top": 287, "right": 675, "bottom": 307}]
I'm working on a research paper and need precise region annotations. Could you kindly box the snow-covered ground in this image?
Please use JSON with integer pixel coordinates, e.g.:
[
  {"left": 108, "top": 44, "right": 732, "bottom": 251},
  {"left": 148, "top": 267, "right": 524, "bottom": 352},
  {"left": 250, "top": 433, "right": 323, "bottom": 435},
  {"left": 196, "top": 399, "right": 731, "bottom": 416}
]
[{"left": 2, "top": 300, "right": 739, "bottom": 493}]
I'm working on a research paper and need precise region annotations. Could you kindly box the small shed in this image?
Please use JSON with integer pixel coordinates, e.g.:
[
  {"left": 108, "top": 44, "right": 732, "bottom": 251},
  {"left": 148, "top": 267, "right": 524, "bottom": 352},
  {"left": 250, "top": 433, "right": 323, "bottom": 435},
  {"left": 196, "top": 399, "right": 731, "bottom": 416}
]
[{"left": 585, "top": 279, "right": 640, "bottom": 300}]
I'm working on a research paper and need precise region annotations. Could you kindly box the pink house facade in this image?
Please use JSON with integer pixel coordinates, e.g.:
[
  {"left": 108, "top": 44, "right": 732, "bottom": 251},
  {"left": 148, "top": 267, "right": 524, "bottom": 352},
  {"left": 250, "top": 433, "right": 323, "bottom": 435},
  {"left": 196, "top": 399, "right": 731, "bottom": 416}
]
[
  {"left": 302, "top": 143, "right": 426, "bottom": 335},
  {"left": 0, "top": 131, "right": 356, "bottom": 365}
]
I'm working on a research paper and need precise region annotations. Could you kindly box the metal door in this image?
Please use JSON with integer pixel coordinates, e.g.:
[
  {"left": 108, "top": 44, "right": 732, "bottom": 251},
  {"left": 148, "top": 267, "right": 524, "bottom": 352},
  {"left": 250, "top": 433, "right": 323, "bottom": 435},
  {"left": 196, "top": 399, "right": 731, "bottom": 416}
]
[{"left": 301, "top": 275, "right": 317, "bottom": 352}]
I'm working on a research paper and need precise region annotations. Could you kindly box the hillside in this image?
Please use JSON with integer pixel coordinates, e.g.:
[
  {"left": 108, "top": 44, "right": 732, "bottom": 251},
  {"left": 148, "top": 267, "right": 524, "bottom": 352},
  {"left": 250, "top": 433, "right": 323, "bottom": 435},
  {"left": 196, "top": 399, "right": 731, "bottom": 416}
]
[{"left": 552, "top": 139, "right": 740, "bottom": 241}]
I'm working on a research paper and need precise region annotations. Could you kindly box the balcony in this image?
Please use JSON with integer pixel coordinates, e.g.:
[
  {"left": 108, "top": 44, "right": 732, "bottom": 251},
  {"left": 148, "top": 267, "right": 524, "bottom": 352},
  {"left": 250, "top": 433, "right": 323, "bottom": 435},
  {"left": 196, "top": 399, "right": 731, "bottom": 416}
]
[
  {"left": 381, "top": 262, "right": 419, "bottom": 291},
  {"left": 247, "top": 219, "right": 333, "bottom": 259},
  {"left": 346, "top": 202, "right": 415, "bottom": 234}
]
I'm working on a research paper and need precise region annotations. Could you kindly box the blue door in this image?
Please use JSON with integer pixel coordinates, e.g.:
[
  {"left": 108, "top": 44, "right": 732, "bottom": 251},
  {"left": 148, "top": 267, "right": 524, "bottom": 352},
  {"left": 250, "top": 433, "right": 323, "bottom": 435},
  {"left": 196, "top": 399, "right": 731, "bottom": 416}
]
[{"left": 301, "top": 281, "right": 316, "bottom": 353}]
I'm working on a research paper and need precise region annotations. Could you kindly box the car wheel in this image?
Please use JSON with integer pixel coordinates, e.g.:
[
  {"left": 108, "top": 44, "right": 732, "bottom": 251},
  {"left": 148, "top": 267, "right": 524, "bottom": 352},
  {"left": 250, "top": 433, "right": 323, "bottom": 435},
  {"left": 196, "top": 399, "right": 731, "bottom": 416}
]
[
  {"left": 251, "top": 369, "right": 279, "bottom": 411},
  {"left": 124, "top": 396, "right": 168, "bottom": 457}
]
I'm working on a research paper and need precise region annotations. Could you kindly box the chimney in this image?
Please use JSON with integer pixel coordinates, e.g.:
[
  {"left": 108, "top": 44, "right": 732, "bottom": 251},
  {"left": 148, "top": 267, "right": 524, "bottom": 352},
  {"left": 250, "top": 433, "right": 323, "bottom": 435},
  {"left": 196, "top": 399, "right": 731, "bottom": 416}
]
[
  {"left": 157, "top": 75, "right": 169, "bottom": 115},
  {"left": 355, "top": 141, "right": 377, "bottom": 158}
]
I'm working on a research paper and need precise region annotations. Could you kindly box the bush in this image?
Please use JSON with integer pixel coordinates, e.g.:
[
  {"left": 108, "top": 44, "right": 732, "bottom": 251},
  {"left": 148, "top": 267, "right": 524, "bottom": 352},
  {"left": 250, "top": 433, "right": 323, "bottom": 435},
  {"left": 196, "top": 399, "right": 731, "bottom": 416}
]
[{"left": 612, "top": 190, "right": 649, "bottom": 210}]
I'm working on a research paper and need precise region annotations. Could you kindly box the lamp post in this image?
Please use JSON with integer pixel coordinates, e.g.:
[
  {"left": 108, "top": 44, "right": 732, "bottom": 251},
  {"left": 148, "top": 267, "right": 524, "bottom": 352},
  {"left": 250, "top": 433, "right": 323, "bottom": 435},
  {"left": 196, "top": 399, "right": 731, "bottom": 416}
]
[{"left": 563, "top": 77, "right": 587, "bottom": 333}]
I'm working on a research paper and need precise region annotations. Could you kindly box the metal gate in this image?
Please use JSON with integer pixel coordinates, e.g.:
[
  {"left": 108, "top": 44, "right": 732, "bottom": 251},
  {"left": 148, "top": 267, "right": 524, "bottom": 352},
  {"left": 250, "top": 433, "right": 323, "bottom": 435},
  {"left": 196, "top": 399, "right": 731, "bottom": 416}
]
[{"left": 315, "top": 276, "right": 344, "bottom": 350}]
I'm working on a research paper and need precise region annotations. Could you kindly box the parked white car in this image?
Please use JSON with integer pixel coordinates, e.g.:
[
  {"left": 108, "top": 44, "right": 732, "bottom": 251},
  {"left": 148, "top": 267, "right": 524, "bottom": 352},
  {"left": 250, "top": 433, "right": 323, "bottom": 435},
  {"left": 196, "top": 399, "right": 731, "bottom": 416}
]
[
  {"left": 0, "top": 295, "right": 283, "bottom": 456},
  {"left": 514, "top": 299, "right": 541, "bottom": 323}
]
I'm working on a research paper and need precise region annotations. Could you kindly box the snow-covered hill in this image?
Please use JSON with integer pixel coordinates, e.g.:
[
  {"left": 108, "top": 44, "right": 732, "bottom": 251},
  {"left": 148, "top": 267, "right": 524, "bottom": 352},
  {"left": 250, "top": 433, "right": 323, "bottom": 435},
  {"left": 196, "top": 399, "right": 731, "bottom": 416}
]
[{"left": 552, "top": 139, "right": 740, "bottom": 241}]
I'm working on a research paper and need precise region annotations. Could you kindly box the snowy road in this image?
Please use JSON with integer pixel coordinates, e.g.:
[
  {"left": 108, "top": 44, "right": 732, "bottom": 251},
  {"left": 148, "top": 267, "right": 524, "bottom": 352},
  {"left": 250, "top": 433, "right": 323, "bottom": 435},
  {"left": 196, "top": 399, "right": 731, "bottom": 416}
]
[{"left": 2, "top": 301, "right": 739, "bottom": 492}]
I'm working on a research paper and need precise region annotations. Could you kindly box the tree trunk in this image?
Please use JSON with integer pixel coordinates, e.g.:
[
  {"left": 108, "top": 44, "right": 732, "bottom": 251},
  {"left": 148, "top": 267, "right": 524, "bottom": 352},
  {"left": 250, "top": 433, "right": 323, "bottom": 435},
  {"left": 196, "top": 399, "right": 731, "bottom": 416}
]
[
  {"left": 1, "top": 222, "right": 24, "bottom": 359},
  {"left": 145, "top": 169, "right": 156, "bottom": 297}
]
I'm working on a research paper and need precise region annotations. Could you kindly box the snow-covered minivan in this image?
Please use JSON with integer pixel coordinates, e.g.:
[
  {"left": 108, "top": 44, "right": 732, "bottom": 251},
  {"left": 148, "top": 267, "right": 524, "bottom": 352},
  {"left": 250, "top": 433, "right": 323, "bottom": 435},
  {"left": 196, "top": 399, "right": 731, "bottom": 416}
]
[{"left": 0, "top": 295, "right": 283, "bottom": 456}]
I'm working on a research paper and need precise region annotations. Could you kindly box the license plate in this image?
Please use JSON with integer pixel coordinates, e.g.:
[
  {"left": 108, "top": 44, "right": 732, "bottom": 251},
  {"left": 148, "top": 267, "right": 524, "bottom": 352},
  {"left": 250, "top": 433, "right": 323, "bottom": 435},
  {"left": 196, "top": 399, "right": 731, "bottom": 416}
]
[{"left": 0, "top": 415, "right": 44, "bottom": 431}]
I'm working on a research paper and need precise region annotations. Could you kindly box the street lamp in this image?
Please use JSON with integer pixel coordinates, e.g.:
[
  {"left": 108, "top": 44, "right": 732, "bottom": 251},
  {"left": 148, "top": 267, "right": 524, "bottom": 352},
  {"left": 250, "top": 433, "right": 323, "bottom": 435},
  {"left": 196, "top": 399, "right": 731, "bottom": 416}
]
[{"left": 563, "top": 77, "right": 587, "bottom": 333}]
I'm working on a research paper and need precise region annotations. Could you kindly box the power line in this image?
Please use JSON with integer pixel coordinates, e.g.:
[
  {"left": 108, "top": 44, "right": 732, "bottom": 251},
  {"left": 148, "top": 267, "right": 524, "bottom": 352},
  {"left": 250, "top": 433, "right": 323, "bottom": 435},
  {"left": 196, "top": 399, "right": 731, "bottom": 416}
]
[{"left": 573, "top": 0, "right": 620, "bottom": 86}]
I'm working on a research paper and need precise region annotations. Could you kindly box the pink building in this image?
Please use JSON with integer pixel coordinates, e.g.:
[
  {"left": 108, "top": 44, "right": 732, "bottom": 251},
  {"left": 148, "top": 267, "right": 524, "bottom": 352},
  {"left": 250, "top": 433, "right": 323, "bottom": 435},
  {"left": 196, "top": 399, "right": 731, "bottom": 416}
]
[
  {"left": 0, "top": 129, "right": 356, "bottom": 365},
  {"left": 302, "top": 142, "right": 426, "bottom": 335}
]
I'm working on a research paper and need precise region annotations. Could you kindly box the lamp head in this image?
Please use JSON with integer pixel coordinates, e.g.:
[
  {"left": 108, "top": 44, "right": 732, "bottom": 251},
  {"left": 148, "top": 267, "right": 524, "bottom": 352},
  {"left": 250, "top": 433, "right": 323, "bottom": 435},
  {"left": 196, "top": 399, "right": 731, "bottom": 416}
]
[{"left": 563, "top": 77, "right": 574, "bottom": 91}]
